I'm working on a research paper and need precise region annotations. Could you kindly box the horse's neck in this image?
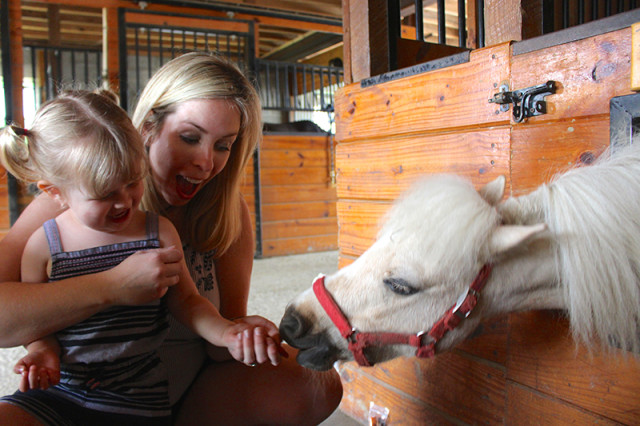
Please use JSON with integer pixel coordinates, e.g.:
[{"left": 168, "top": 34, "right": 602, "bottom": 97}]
[
  {"left": 485, "top": 237, "right": 564, "bottom": 316},
  {"left": 486, "top": 187, "right": 565, "bottom": 315}
]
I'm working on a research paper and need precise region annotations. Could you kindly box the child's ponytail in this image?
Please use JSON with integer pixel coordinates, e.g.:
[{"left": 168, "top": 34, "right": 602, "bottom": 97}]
[{"left": 0, "top": 124, "right": 39, "bottom": 182}]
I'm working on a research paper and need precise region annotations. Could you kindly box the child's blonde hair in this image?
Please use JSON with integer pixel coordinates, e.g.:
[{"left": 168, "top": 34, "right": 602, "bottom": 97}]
[
  {"left": 132, "top": 52, "right": 262, "bottom": 255},
  {"left": 0, "top": 90, "right": 146, "bottom": 199}
]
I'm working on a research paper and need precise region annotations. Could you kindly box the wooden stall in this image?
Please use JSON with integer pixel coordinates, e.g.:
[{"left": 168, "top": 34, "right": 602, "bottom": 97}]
[
  {"left": 242, "top": 132, "right": 338, "bottom": 258},
  {"left": 333, "top": 12, "right": 640, "bottom": 425}
]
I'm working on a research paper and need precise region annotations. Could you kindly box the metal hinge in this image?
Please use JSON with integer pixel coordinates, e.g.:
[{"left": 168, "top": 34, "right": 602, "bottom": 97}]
[{"left": 489, "top": 81, "right": 557, "bottom": 123}]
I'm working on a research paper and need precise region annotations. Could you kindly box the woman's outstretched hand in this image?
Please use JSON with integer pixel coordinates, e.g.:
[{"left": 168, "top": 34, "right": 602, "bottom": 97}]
[{"left": 104, "top": 246, "right": 183, "bottom": 306}]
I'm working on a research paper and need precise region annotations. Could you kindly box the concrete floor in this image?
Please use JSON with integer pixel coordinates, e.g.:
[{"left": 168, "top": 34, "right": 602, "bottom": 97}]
[{"left": 0, "top": 250, "right": 363, "bottom": 425}]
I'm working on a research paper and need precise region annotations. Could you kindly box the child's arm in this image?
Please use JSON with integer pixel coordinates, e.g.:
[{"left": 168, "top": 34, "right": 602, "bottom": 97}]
[
  {"left": 16, "top": 229, "right": 62, "bottom": 391},
  {"left": 158, "top": 217, "right": 282, "bottom": 366},
  {"left": 14, "top": 337, "right": 61, "bottom": 392}
]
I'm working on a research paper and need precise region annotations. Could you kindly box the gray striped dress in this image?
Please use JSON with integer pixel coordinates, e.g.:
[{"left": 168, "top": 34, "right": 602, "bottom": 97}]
[{"left": 1, "top": 213, "right": 171, "bottom": 424}]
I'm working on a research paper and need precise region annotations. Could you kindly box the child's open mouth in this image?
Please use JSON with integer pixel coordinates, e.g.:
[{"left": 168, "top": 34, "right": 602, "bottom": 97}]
[{"left": 111, "top": 209, "right": 130, "bottom": 223}]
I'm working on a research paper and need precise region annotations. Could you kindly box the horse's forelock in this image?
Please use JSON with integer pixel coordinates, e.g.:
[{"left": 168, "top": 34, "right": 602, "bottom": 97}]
[{"left": 380, "top": 175, "right": 500, "bottom": 281}]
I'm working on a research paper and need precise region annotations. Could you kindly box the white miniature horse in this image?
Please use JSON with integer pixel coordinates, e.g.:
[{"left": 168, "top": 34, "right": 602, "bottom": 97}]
[{"left": 280, "top": 144, "right": 640, "bottom": 371}]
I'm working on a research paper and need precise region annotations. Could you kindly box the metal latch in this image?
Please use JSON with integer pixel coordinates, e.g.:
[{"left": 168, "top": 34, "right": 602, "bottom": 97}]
[{"left": 489, "top": 81, "right": 557, "bottom": 123}]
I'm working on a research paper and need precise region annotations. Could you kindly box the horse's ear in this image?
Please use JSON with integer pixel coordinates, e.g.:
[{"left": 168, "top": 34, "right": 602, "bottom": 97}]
[
  {"left": 489, "top": 223, "right": 547, "bottom": 256},
  {"left": 479, "top": 176, "right": 505, "bottom": 206}
]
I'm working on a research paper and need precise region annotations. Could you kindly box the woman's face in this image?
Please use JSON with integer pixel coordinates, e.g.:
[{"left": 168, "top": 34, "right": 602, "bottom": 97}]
[{"left": 147, "top": 98, "right": 241, "bottom": 207}]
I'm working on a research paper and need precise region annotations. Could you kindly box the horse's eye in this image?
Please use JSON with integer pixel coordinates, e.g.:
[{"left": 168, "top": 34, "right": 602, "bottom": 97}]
[{"left": 383, "top": 277, "right": 419, "bottom": 296}]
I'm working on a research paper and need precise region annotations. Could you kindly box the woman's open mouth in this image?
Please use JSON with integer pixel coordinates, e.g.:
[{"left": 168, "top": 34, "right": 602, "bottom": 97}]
[{"left": 176, "top": 175, "right": 203, "bottom": 199}]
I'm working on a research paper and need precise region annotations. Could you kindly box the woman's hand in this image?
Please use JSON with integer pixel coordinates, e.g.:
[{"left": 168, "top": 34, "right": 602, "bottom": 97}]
[{"left": 103, "top": 246, "right": 183, "bottom": 306}]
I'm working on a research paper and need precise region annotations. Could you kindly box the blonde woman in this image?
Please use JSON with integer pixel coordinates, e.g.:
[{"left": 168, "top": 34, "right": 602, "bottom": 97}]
[
  {"left": 0, "top": 53, "right": 342, "bottom": 424},
  {"left": 0, "top": 89, "right": 281, "bottom": 424}
]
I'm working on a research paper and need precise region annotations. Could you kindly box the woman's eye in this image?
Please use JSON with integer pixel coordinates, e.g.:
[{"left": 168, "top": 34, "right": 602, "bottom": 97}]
[
  {"left": 383, "top": 277, "right": 419, "bottom": 296},
  {"left": 216, "top": 144, "right": 232, "bottom": 152},
  {"left": 180, "top": 135, "right": 199, "bottom": 144}
]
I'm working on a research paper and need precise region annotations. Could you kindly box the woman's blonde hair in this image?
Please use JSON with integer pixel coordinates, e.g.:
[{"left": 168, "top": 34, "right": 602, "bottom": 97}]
[
  {"left": 132, "top": 52, "right": 261, "bottom": 255},
  {"left": 0, "top": 90, "right": 145, "bottom": 199}
]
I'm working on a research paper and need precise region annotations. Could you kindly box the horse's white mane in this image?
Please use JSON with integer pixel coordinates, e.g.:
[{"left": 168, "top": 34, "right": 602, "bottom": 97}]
[{"left": 515, "top": 144, "right": 640, "bottom": 353}]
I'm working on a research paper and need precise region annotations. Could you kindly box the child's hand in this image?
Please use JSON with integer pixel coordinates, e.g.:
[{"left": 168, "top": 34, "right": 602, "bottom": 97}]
[
  {"left": 14, "top": 349, "right": 60, "bottom": 392},
  {"left": 225, "top": 316, "right": 287, "bottom": 367}
]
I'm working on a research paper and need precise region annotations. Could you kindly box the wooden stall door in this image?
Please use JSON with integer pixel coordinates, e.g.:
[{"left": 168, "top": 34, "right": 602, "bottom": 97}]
[{"left": 334, "top": 18, "right": 640, "bottom": 425}]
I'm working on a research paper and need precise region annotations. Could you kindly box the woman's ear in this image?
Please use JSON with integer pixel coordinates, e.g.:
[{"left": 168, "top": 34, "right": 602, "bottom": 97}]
[{"left": 37, "top": 181, "right": 67, "bottom": 207}]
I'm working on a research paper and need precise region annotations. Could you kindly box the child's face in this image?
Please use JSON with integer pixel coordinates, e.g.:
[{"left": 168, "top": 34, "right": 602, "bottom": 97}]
[
  {"left": 62, "top": 178, "right": 144, "bottom": 233},
  {"left": 147, "top": 98, "right": 241, "bottom": 207}
]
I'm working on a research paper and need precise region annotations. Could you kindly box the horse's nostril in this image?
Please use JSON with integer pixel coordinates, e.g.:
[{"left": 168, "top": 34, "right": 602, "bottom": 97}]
[{"left": 279, "top": 306, "right": 309, "bottom": 341}]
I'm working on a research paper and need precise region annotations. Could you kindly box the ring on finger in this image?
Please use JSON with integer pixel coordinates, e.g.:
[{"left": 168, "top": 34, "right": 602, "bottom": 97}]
[{"left": 247, "top": 362, "right": 257, "bottom": 367}]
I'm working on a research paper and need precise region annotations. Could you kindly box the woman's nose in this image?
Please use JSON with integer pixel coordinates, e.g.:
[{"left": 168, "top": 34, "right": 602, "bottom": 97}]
[{"left": 193, "top": 146, "right": 214, "bottom": 173}]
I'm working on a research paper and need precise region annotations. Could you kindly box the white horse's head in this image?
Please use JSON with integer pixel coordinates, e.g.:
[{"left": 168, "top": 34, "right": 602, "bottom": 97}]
[{"left": 280, "top": 175, "right": 548, "bottom": 370}]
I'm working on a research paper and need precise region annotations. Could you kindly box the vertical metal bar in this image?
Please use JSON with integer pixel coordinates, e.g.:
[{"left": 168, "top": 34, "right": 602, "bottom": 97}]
[
  {"left": 204, "top": 32, "right": 209, "bottom": 52},
  {"left": 477, "top": 0, "right": 485, "bottom": 48},
  {"left": 194, "top": 31, "right": 198, "bottom": 51},
  {"left": 437, "top": 0, "right": 445, "bottom": 44},
  {"left": 562, "top": 0, "right": 569, "bottom": 28},
  {"left": 302, "top": 65, "right": 308, "bottom": 110},
  {"left": 605, "top": 0, "right": 612, "bottom": 16},
  {"left": 387, "top": 0, "right": 400, "bottom": 70},
  {"left": 147, "top": 28, "right": 152, "bottom": 80},
  {"left": 617, "top": 0, "right": 624, "bottom": 13},
  {"left": 578, "top": 0, "right": 585, "bottom": 24},
  {"left": 135, "top": 28, "right": 141, "bottom": 94},
  {"left": 415, "top": 0, "right": 424, "bottom": 41},
  {"left": 44, "top": 49, "right": 50, "bottom": 99},
  {"left": 84, "top": 51, "right": 89, "bottom": 84},
  {"left": 457, "top": 0, "right": 466, "bottom": 47},
  {"left": 311, "top": 66, "right": 316, "bottom": 110},
  {"left": 319, "top": 67, "right": 326, "bottom": 111},
  {"left": 56, "top": 50, "right": 62, "bottom": 94},
  {"left": 71, "top": 50, "right": 76, "bottom": 82},
  {"left": 96, "top": 51, "right": 102, "bottom": 87},
  {"left": 292, "top": 63, "right": 298, "bottom": 110},
  {"left": 182, "top": 29, "right": 186, "bottom": 52},
  {"left": 159, "top": 29, "right": 164, "bottom": 66},
  {"left": 31, "top": 48, "right": 37, "bottom": 105},
  {"left": 275, "top": 63, "right": 280, "bottom": 108},
  {"left": 592, "top": 0, "right": 598, "bottom": 20},
  {"left": 171, "top": 29, "right": 175, "bottom": 59}
]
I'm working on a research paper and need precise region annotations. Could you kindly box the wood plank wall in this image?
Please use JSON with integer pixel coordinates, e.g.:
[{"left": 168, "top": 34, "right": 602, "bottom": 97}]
[
  {"left": 243, "top": 133, "right": 338, "bottom": 257},
  {"left": 333, "top": 28, "right": 640, "bottom": 424}
]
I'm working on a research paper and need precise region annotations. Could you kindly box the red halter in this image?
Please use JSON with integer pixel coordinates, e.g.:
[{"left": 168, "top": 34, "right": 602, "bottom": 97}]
[{"left": 312, "top": 264, "right": 493, "bottom": 367}]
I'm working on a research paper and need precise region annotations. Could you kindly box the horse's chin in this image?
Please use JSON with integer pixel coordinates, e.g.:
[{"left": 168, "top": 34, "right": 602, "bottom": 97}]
[{"left": 295, "top": 344, "right": 340, "bottom": 371}]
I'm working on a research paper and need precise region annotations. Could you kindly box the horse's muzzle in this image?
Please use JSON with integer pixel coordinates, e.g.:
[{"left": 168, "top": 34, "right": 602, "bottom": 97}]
[{"left": 279, "top": 306, "right": 338, "bottom": 370}]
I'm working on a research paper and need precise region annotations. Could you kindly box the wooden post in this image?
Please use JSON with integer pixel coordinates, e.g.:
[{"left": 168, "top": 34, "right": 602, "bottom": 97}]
[
  {"left": 8, "top": 0, "right": 23, "bottom": 127},
  {"left": 342, "top": 0, "right": 393, "bottom": 82},
  {"left": 104, "top": 7, "right": 120, "bottom": 93},
  {"left": 484, "top": 0, "right": 544, "bottom": 46}
]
